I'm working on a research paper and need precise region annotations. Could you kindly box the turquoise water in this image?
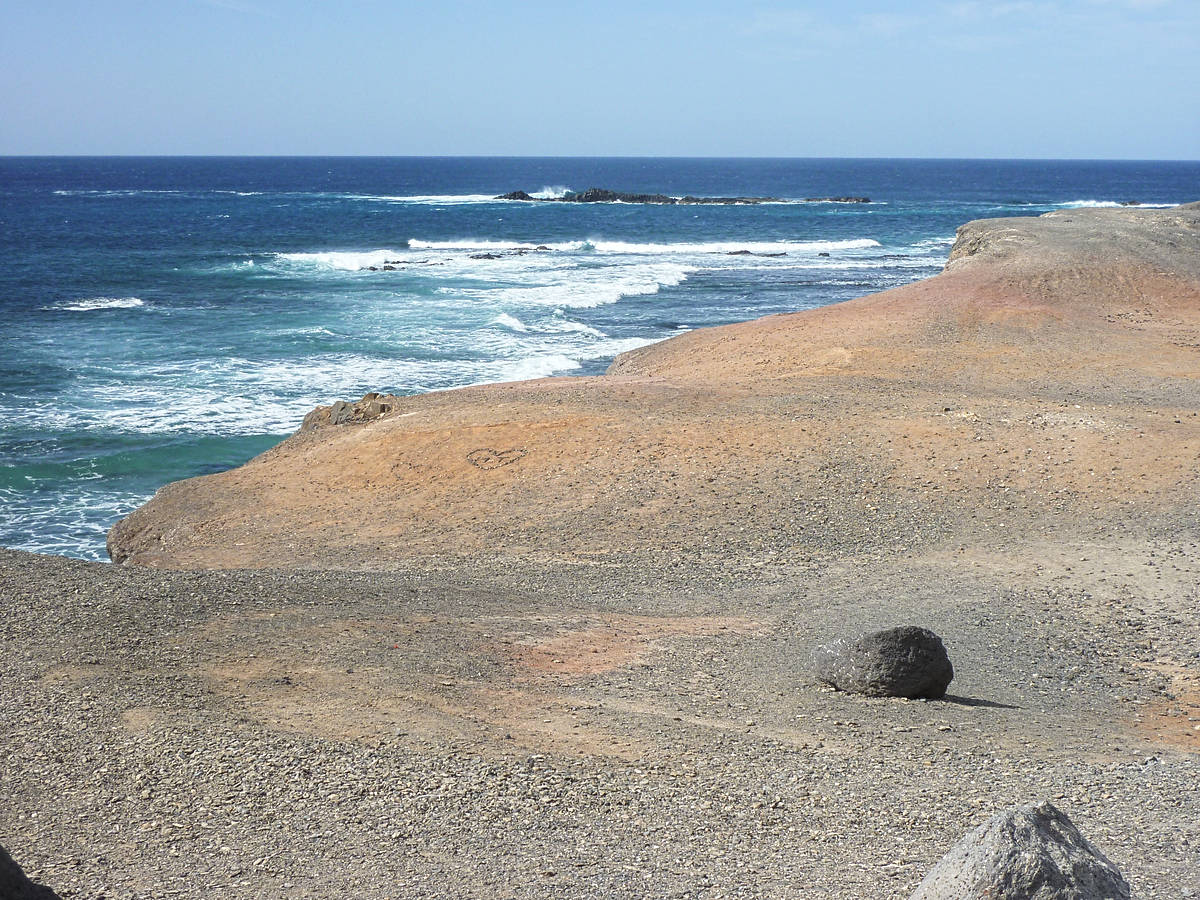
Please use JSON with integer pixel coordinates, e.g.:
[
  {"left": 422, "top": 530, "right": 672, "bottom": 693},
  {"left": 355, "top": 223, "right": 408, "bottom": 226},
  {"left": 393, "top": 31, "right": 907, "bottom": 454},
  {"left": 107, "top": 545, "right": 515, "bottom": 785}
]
[{"left": 1, "top": 157, "right": 1196, "bottom": 559}]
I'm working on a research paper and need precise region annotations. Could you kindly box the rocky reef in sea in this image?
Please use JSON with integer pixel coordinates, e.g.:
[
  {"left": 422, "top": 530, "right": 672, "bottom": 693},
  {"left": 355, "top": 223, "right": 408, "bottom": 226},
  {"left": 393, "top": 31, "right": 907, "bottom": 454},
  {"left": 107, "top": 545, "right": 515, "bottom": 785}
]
[{"left": 495, "top": 187, "right": 870, "bottom": 204}]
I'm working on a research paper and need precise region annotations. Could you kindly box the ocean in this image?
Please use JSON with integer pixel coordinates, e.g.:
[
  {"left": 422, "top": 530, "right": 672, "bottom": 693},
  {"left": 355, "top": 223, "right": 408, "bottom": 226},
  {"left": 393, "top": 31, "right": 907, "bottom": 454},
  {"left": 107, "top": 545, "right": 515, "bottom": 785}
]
[{"left": 1, "top": 157, "right": 1196, "bottom": 560}]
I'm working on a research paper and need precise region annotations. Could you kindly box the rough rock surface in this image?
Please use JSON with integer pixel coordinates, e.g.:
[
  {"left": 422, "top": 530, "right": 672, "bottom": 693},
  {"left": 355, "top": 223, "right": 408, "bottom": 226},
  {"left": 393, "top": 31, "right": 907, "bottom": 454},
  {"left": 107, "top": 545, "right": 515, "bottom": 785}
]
[
  {"left": 813, "top": 626, "right": 954, "bottom": 698},
  {"left": 300, "top": 391, "right": 398, "bottom": 433},
  {"left": 0, "top": 843, "right": 61, "bottom": 900},
  {"left": 106, "top": 204, "right": 1200, "bottom": 572},
  {"left": 910, "top": 801, "right": 1131, "bottom": 900}
]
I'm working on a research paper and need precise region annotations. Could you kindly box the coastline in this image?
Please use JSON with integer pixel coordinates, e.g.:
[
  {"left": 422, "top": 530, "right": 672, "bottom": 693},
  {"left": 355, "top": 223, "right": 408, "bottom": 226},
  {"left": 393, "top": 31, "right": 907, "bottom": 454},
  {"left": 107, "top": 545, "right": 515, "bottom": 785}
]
[
  {"left": 109, "top": 204, "right": 1200, "bottom": 573},
  {"left": 3, "top": 204, "right": 1199, "bottom": 897}
]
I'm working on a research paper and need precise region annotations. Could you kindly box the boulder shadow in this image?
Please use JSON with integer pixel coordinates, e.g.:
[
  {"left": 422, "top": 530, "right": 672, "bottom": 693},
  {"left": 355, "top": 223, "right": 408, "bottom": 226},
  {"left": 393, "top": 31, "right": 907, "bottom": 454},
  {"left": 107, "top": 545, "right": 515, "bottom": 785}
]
[{"left": 941, "top": 693, "right": 1020, "bottom": 710}]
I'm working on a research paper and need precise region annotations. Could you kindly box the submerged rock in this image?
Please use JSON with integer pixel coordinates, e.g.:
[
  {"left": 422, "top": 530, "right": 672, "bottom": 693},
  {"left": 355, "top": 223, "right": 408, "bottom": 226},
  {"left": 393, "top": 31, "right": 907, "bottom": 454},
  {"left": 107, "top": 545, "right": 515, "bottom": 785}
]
[
  {"left": 910, "top": 801, "right": 1131, "bottom": 899},
  {"left": 813, "top": 625, "right": 953, "bottom": 698}
]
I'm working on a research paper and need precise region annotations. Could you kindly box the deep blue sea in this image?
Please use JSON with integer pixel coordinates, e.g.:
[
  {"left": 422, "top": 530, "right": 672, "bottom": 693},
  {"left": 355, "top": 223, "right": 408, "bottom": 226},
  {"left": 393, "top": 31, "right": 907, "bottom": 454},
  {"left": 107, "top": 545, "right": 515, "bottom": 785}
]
[{"left": 1, "top": 157, "right": 1197, "bottom": 559}]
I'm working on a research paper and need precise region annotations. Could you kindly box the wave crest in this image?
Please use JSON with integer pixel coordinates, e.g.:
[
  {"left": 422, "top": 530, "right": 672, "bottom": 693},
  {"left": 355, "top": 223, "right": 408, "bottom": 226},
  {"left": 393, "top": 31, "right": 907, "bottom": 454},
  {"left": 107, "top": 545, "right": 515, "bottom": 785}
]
[{"left": 49, "top": 297, "right": 146, "bottom": 312}]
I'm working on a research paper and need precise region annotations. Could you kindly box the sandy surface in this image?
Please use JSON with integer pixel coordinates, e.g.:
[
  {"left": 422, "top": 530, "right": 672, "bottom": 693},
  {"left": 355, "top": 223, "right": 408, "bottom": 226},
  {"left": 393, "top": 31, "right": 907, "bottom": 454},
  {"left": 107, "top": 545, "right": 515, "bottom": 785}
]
[{"left": 3, "top": 204, "right": 1199, "bottom": 898}]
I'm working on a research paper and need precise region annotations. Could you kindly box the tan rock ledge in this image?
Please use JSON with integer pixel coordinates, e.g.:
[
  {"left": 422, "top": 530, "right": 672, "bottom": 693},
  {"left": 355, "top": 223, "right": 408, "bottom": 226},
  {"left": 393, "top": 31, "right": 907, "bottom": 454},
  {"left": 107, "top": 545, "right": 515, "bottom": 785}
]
[{"left": 107, "top": 204, "right": 1200, "bottom": 572}]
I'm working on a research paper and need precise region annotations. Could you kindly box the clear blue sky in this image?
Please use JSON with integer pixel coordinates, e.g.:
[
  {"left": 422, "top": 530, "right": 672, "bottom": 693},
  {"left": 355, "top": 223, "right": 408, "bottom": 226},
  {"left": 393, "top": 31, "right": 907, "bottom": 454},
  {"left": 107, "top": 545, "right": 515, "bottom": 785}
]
[{"left": 2, "top": 0, "right": 1197, "bottom": 158}]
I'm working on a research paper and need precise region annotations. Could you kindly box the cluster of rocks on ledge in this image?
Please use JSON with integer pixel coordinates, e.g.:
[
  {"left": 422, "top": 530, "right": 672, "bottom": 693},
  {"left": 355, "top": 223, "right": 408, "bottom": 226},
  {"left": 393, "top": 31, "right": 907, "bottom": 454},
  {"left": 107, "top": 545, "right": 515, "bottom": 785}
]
[
  {"left": 300, "top": 392, "right": 402, "bottom": 430},
  {"left": 496, "top": 188, "right": 870, "bottom": 205}
]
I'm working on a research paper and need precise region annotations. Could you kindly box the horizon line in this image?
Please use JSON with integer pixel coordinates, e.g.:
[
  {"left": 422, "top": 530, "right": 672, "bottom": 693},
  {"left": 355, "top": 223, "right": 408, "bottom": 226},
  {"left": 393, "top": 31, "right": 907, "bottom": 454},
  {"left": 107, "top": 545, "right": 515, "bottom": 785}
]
[{"left": 2, "top": 154, "right": 1198, "bottom": 164}]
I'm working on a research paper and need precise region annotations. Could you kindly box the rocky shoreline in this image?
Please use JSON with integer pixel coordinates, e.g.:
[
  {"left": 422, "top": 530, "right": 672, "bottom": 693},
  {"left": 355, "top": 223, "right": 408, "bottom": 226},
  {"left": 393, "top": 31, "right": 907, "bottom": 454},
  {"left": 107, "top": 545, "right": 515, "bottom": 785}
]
[{"left": 5, "top": 204, "right": 1200, "bottom": 898}]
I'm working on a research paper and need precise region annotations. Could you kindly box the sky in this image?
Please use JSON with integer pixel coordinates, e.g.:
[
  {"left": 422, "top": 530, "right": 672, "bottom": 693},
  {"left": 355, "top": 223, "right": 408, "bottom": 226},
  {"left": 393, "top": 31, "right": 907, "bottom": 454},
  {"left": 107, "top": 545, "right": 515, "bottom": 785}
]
[{"left": 1, "top": 0, "right": 1197, "bottom": 158}]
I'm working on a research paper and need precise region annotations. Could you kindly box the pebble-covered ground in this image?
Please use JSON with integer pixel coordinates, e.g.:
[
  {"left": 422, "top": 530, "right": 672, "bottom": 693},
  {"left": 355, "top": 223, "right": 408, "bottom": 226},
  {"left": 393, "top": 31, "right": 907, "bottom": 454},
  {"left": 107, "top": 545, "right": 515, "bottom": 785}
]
[{"left": 3, "top": 523, "right": 1197, "bottom": 898}]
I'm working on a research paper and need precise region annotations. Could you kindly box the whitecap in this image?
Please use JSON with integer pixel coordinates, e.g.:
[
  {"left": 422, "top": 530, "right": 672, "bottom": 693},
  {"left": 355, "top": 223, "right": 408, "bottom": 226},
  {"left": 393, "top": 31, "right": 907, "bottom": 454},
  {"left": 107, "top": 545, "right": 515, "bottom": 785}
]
[
  {"left": 49, "top": 297, "right": 146, "bottom": 312},
  {"left": 493, "top": 313, "right": 529, "bottom": 332},
  {"left": 1056, "top": 200, "right": 1179, "bottom": 209},
  {"left": 549, "top": 318, "right": 606, "bottom": 337}
]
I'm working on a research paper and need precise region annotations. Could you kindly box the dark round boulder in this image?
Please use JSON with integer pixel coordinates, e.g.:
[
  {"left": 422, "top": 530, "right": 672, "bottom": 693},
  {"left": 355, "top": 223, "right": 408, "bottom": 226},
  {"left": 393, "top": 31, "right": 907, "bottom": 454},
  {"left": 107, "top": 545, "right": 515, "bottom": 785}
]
[{"left": 813, "top": 625, "right": 953, "bottom": 698}]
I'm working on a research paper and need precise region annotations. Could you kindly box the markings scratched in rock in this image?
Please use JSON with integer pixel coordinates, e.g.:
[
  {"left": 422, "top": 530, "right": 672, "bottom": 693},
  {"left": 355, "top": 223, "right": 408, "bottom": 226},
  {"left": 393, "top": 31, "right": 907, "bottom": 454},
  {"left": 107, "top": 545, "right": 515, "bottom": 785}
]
[{"left": 466, "top": 448, "right": 526, "bottom": 470}]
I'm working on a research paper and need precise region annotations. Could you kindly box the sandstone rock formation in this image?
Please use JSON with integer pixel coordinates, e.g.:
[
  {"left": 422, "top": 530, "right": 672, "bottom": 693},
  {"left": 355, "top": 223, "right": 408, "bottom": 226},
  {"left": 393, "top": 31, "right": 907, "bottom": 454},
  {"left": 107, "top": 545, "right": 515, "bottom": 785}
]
[
  {"left": 910, "top": 801, "right": 1130, "bottom": 899},
  {"left": 813, "top": 626, "right": 953, "bottom": 698},
  {"left": 107, "top": 204, "right": 1200, "bottom": 570}
]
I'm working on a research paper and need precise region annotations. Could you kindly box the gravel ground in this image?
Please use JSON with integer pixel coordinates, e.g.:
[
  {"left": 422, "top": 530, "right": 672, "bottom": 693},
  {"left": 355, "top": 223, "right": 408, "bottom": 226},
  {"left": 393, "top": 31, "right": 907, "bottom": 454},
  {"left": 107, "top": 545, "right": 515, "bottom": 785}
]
[
  {"left": 3, "top": 523, "right": 1198, "bottom": 899},
  {"left": 7, "top": 207, "right": 1200, "bottom": 897}
]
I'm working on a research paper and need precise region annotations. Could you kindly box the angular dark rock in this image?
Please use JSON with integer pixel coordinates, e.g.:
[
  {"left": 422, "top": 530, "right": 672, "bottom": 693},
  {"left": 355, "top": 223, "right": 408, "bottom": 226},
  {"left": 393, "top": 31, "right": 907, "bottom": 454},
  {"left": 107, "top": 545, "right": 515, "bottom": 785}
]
[
  {"left": 329, "top": 400, "right": 354, "bottom": 426},
  {"left": 813, "top": 625, "right": 953, "bottom": 698},
  {"left": 0, "top": 843, "right": 62, "bottom": 900},
  {"left": 909, "top": 801, "right": 1131, "bottom": 900}
]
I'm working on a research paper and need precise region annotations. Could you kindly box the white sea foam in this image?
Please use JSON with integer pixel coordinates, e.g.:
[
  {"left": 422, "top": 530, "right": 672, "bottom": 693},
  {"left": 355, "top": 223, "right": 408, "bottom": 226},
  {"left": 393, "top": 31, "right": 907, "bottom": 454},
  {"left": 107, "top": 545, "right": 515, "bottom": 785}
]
[
  {"left": 0, "top": 485, "right": 149, "bottom": 561},
  {"left": 487, "top": 263, "right": 692, "bottom": 309},
  {"left": 910, "top": 236, "right": 957, "bottom": 249},
  {"left": 50, "top": 297, "right": 146, "bottom": 312},
  {"left": 549, "top": 318, "right": 606, "bottom": 337},
  {"left": 52, "top": 189, "right": 184, "bottom": 197},
  {"left": 408, "top": 237, "right": 881, "bottom": 254},
  {"left": 276, "top": 249, "right": 409, "bottom": 271},
  {"left": 586, "top": 336, "right": 661, "bottom": 357},
  {"left": 483, "top": 336, "right": 660, "bottom": 385},
  {"left": 1057, "top": 200, "right": 1179, "bottom": 209},
  {"left": 530, "top": 185, "right": 573, "bottom": 199},
  {"left": 493, "top": 313, "right": 529, "bottom": 332},
  {"left": 491, "top": 354, "right": 583, "bottom": 383}
]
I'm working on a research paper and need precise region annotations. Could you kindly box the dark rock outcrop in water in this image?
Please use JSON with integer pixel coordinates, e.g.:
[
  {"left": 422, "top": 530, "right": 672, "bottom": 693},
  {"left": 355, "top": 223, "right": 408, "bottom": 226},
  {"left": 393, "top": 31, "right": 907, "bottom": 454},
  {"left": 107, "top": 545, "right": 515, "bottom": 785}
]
[
  {"left": 497, "top": 187, "right": 787, "bottom": 205},
  {"left": 813, "top": 626, "right": 954, "bottom": 698},
  {"left": 1, "top": 844, "right": 62, "bottom": 900},
  {"left": 496, "top": 188, "right": 871, "bottom": 205},
  {"left": 910, "top": 801, "right": 1130, "bottom": 899}
]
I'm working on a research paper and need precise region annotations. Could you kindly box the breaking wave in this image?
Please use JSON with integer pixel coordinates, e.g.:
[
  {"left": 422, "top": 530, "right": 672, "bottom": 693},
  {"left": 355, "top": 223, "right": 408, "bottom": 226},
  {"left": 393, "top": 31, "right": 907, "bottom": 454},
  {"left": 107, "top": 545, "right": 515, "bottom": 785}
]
[
  {"left": 1057, "top": 200, "right": 1179, "bottom": 209},
  {"left": 49, "top": 297, "right": 146, "bottom": 312}
]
